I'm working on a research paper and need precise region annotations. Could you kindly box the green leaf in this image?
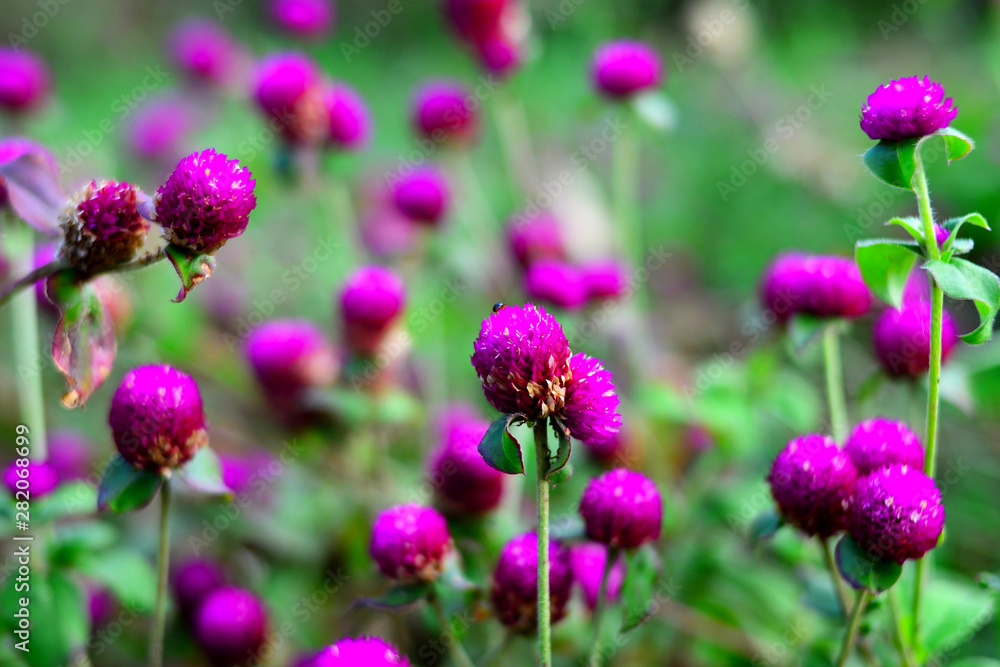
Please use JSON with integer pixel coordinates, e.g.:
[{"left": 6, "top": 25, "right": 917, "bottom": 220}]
[
  {"left": 35, "top": 481, "right": 98, "bottom": 522},
  {"left": 165, "top": 243, "right": 217, "bottom": 303},
  {"left": 621, "top": 545, "right": 660, "bottom": 632},
  {"left": 924, "top": 258, "right": 1000, "bottom": 344},
  {"left": 48, "top": 570, "right": 89, "bottom": 652},
  {"left": 178, "top": 446, "right": 232, "bottom": 499},
  {"left": 920, "top": 576, "right": 997, "bottom": 657},
  {"left": 887, "top": 216, "right": 926, "bottom": 243},
  {"left": 863, "top": 138, "right": 918, "bottom": 190},
  {"left": 547, "top": 463, "right": 573, "bottom": 486},
  {"left": 631, "top": 91, "right": 677, "bottom": 132},
  {"left": 977, "top": 571, "right": 1000, "bottom": 593},
  {"left": 0, "top": 568, "right": 88, "bottom": 667},
  {"left": 856, "top": 239, "right": 921, "bottom": 308},
  {"left": 934, "top": 127, "right": 975, "bottom": 163},
  {"left": 545, "top": 418, "right": 571, "bottom": 481},
  {"left": 97, "top": 455, "right": 164, "bottom": 513},
  {"left": 748, "top": 509, "right": 784, "bottom": 547},
  {"left": 352, "top": 582, "right": 429, "bottom": 612},
  {"left": 834, "top": 534, "right": 902, "bottom": 594},
  {"left": 942, "top": 213, "right": 990, "bottom": 258},
  {"left": 76, "top": 548, "right": 157, "bottom": 612},
  {"left": 49, "top": 522, "right": 118, "bottom": 568},
  {"left": 949, "top": 659, "right": 1000, "bottom": 667},
  {"left": 477, "top": 414, "right": 525, "bottom": 475},
  {"left": 787, "top": 314, "right": 827, "bottom": 354}
]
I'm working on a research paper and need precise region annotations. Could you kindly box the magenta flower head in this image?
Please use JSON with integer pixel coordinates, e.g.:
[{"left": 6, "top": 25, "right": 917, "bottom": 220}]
[
  {"left": 244, "top": 319, "right": 338, "bottom": 412},
  {"left": 168, "top": 19, "right": 240, "bottom": 86},
  {"left": 562, "top": 352, "right": 623, "bottom": 446},
  {"left": 759, "top": 253, "right": 872, "bottom": 321},
  {"left": 194, "top": 587, "right": 268, "bottom": 665},
  {"left": 768, "top": 434, "right": 858, "bottom": 538},
  {"left": 570, "top": 542, "right": 625, "bottom": 611},
  {"left": 591, "top": 41, "right": 662, "bottom": 99},
  {"left": 582, "top": 260, "right": 630, "bottom": 302},
  {"left": 156, "top": 148, "right": 257, "bottom": 254},
  {"left": 429, "top": 408, "right": 505, "bottom": 516},
  {"left": 87, "top": 584, "right": 116, "bottom": 629},
  {"left": 59, "top": 180, "right": 150, "bottom": 275},
  {"left": 171, "top": 557, "right": 227, "bottom": 616},
  {"left": 860, "top": 76, "right": 957, "bottom": 142},
  {"left": 874, "top": 300, "right": 959, "bottom": 377},
  {"left": 269, "top": 0, "right": 335, "bottom": 37},
  {"left": 0, "top": 47, "right": 49, "bottom": 112},
  {"left": 848, "top": 464, "right": 945, "bottom": 563},
  {"left": 391, "top": 166, "right": 450, "bottom": 225},
  {"left": 338, "top": 266, "right": 406, "bottom": 356},
  {"left": 370, "top": 504, "right": 453, "bottom": 583},
  {"left": 322, "top": 82, "right": 371, "bottom": 151},
  {"left": 48, "top": 430, "right": 92, "bottom": 481},
  {"left": 3, "top": 460, "right": 59, "bottom": 499},
  {"left": 507, "top": 214, "right": 565, "bottom": 269},
  {"left": 579, "top": 468, "right": 662, "bottom": 549},
  {"left": 443, "top": 0, "right": 525, "bottom": 77},
  {"left": 127, "top": 96, "right": 195, "bottom": 162},
  {"left": 524, "top": 259, "right": 587, "bottom": 310},
  {"left": 253, "top": 53, "right": 326, "bottom": 144},
  {"left": 313, "top": 637, "right": 410, "bottom": 666},
  {"left": 108, "top": 364, "right": 208, "bottom": 473},
  {"left": 491, "top": 532, "right": 573, "bottom": 633},
  {"left": 845, "top": 418, "right": 925, "bottom": 474},
  {"left": 412, "top": 81, "right": 477, "bottom": 145}
]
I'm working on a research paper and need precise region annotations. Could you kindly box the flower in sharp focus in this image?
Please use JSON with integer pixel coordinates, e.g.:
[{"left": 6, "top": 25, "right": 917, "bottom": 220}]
[
  {"left": 194, "top": 587, "right": 268, "bottom": 666},
  {"left": 428, "top": 407, "right": 506, "bottom": 516},
  {"left": 0, "top": 47, "right": 49, "bottom": 112},
  {"left": 561, "top": 352, "right": 623, "bottom": 445},
  {"left": 579, "top": 468, "right": 662, "bottom": 549},
  {"left": 873, "top": 299, "right": 959, "bottom": 378},
  {"left": 412, "top": 81, "right": 478, "bottom": 145},
  {"left": 844, "top": 418, "right": 925, "bottom": 474},
  {"left": 269, "top": 0, "right": 335, "bottom": 38},
  {"left": 848, "top": 464, "right": 945, "bottom": 563},
  {"left": 322, "top": 82, "right": 371, "bottom": 151},
  {"left": 252, "top": 53, "right": 327, "bottom": 145},
  {"left": 3, "top": 460, "right": 59, "bottom": 499},
  {"left": 155, "top": 148, "right": 257, "bottom": 254},
  {"left": 759, "top": 253, "right": 871, "bottom": 321},
  {"left": 312, "top": 636, "right": 411, "bottom": 666},
  {"left": 860, "top": 76, "right": 957, "bottom": 142},
  {"left": 369, "top": 504, "right": 453, "bottom": 583},
  {"left": 591, "top": 40, "right": 662, "bottom": 100},
  {"left": 168, "top": 19, "right": 241, "bottom": 86},
  {"left": 390, "top": 165, "right": 450, "bottom": 225},
  {"left": 570, "top": 542, "right": 625, "bottom": 611},
  {"left": 491, "top": 532, "right": 573, "bottom": 633},
  {"left": 767, "top": 434, "right": 858, "bottom": 538},
  {"left": 108, "top": 364, "right": 208, "bottom": 473},
  {"left": 58, "top": 180, "right": 150, "bottom": 275},
  {"left": 338, "top": 266, "right": 407, "bottom": 357}
]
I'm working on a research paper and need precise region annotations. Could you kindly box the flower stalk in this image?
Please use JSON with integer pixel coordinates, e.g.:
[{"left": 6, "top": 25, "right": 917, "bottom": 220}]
[{"left": 534, "top": 419, "right": 553, "bottom": 667}]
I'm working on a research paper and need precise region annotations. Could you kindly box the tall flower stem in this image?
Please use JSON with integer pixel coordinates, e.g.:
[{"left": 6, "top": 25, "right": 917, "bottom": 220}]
[
  {"left": 533, "top": 420, "right": 552, "bottom": 667},
  {"left": 820, "top": 538, "right": 852, "bottom": 618},
  {"left": 150, "top": 479, "right": 172, "bottom": 667},
  {"left": 587, "top": 547, "right": 620, "bottom": 667},
  {"left": 822, "top": 325, "right": 849, "bottom": 444},
  {"left": 835, "top": 590, "right": 870, "bottom": 667},
  {"left": 429, "top": 591, "right": 475, "bottom": 667}
]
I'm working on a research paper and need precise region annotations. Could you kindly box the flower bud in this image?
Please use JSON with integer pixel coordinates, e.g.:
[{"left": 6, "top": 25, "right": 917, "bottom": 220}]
[
  {"left": 579, "top": 468, "right": 662, "bottom": 549},
  {"left": 873, "top": 300, "right": 958, "bottom": 377},
  {"left": 168, "top": 19, "right": 241, "bottom": 86},
  {"left": 59, "top": 180, "right": 149, "bottom": 275},
  {"left": 171, "top": 557, "right": 227, "bottom": 617},
  {"left": 3, "top": 460, "right": 59, "bottom": 499},
  {"left": 312, "top": 636, "right": 411, "bottom": 666},
  {"left": 844, "top": 418, "right": 924, "bottom": 474},
  {"left": 412, "top": 81, "right": 477, "bottom": 144},
  {"left": 194, "top": 587, "right": 268, "bottom": 666},
  {"left": 269, "top": 0, "right": 335, "bottom": 38},
  {"left": 524, "top": 259, "right": 587, "bottom": 310},
  {"left": 338, "top": 266, "right": 406, "bottom": 356},
  {"left": 428, "top": 408, "right": 505, "bottom": 516},
  {"left": 370, "top": 504, "right": 453, "bottom": 583},
  {"left": 391, "top": 166, "right": 450, "bottom": 225},
  {"left": 591, "top": 41, "right": 661, "bottom": 99},
  {"left": 322, "top": 82, "right": 371, "bottom": 151},
  {"left": 0, "top": 47, "right": 49, "bottom": 112}
]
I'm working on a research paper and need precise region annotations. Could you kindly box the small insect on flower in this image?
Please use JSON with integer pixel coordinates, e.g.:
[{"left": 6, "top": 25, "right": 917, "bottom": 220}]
[{"left": 492, "top": 302, "right": 506, "bottom": 313}]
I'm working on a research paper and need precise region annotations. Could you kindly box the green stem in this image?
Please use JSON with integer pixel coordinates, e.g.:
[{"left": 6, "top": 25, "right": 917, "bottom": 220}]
[
  {"left": 836, "top": 590, "right": 869, "bottom": 667},
  {"left": 822, "top": 325, "right": 849, "bottom": 444},
  {"left": 587, "top": 547, "right": 619, "bottom": 667},
  {"left": 533, "top": 420, "right": 552, "bottom": 667},
  {"left": 821, "top": 538, "right": 852, "bottom": 619},
  {"left": 430, "top": 592, "right": 476, "bottom": 667},
  {"left": 150, "top": 479, "right": 172, "bottom": 667},
  {"left": 492, "top": 86, "right": 539, "bottom": 196},
  {"left": 889, "top": 589, "right": 915, "bottom": 667},
  {"left": 613, "top": 110, "right": 639, "bottom": 266}
]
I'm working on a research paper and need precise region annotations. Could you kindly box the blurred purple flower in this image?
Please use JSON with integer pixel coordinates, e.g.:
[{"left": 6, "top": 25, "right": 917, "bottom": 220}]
[
  {"left": 269, "top": 0, "right": 335, "bottom": 37},
  {"left": 579, "top": 468, "right": 662, "bottom": 549},
  {"left": 369, "top": 504, "right": 453, "bottom": 583},
  {"left": 338, "top": 266, "right": 406, "bottom": 357},
  {"left": 570, "top": 542, "right": 624, "bottom": 611},
  {"left": 322, "top": 82, "right": 371, "bottom": 150},
  {"left": 168, "top": 19, "right": 241, "bottom": 86},
  {"left": 591, "top": 41, "right": 662, "bottom": 99},
  {"left": 412, "top": 81, "right": 477, "bottom": 145},
  {"left": 391, "top": 165, "right": 450, "bottom": 225},
  {"left": 524, "top": 259, "right": 587, "bottom": 310},
  {"left": 491, "top": 532, "right": 573, "bottom": 633},
  {"left": 0, "top": 47, "right": 49, "bottom": 112}
]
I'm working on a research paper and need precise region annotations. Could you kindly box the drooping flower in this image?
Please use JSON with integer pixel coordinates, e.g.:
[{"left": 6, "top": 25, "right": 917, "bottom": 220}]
[
  {"left": 193, "top": 587, "right": 268, "bottom": 665},
  {"left": 252, "top": 53, "right": 326, "bottom": 144},
  {"left": 507, "top": 214, "right": 565, "bottom": 269},
  {"left": 428, "top": 407, "right": 505, "bottom": 516},
  {"left": 412, "top": 81, "right": 477, "bottom": 144},
  {"left": 391, "top": 166, "right": 450, "bottom": 225},
  {"left": 322, "top": 82, "right": 371, "bottom": 150},
  {"left": 3, "top": 460, "right": 59, "bottom": 499},
  {"left": 59, "top": 180, "right": 150, "bottom": 274},
  {"left": 570, "top": 542, "right": 625, "bottom": 611},
  {"left": 844, "top": 418, "right": 925, "bottom": 474},
  {"left": 591, "top": 41, "right": 662, "bottom": 99},
  {"left": 338, "top": 266, "right": 406, "bottom": 356},
  {"left": 579, "top": 468, "right": 662, "bottom": 549},
  {"left": 759, "top": 253, "right": 871, "bottom": 321},
  {"left": 312, "top": 637, "right": 411, "bottom": 666},
  {"left": 370, "top": 504, "right": 453, "bottom": 583},
  {"left": 873, "top": 299, "right": 959, "bottom": 377},
  {"left": 167, "top": 19, "right": 241, "bottom": 86},
  {"left": 491, "top": 532, "right": 573, "bottom": 633},
  {"left": 524, "top": 259, "right": 587, "bottom": 310},
  {"left": 269, "top": 0, "right": 335, "bottom": 38},
  {"left": 0, "top": 47, "right": 49, "bottom": 112},
  {"left": 860, "top": 76, "right": 957, "bottom": 142}
]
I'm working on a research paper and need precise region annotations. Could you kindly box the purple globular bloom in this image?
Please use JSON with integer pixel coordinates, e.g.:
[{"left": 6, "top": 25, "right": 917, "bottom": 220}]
[
  {"left": 127, "top": 96, "right": 196, "bottom": 162},
  {"left": 156, "top": 148, "right": 257, "bottom": 254},
  {"left": 570, "top": 542, "right": 625, "bottom": 611},
  {"left": 194, "top": 587, "right": 268, "bottom": 665},
  {"left": 338, "top": 266, "right": 406, "bottom": 356},
  {"left": 443, "top": 0, "right": 525, "bottom": 77},
  {"left": 491, "top": 532, "right": 573, "bottom": 633},
  {"left": 252, "top": 53, "right": 326, "bottom": 145},
  {"left": 768, "top": 434, "right": 858, "bottom": 538},
  {"left": 860, "top": 76, "right": 957, "bottom": 142},
  {"left": 313, "top": 637, "right": 411, "bottom": 666},
  {"left": 171, "top": 557, "right": 228, "bottom": 617},
  {"left": 562, "top": 352, "right": 623, "bottom": 446},
  {"left": 429, "top": 408, "right": 505, "bottom": 516},
  {"left": 47, "top": 430, "right": 92, "bottom": 481},
  {"left": 220, "top": 449, "right": 277, "bottom": 498},
  {"left": 579, "top": 468, "right": 662, "bottom": 549},
  {"left": 370, "top": 504, "right": 453, "bottom": 583},
  {"left": 848, "top": 464, "right": 945, "bottom": 563},
  {"left": 507, "top": 214, "right": 565, "bottom": 269},
  {"left": 0, "top": 47, "right": 49, "bottom": 112},
  {"left": 591, "top": 41, "right": 662, "bottom": 99},
  {"left": 168, "top": 19, "right": 240, "bottom": 86},
  {"left": 391, "top": 166, "right": 450, "bottom": 225},
  {"left": 322, "top": 82, "right": 371, "bottom": 151},
  {"left": 412, "top": 81, "right": 477, "bottom": 144},
  {"left": 269, "top": 0, "right": 335, "bottom": 37},
  {"left": 845, "top": 418, "right": 925, "bottom": 474},
  {"left": 582, "top": 260, "right": 630, "bottom": 302},
  {"left": 59, "top": 180, "right": 150, "bottom": 274},
  {"left": 244, "top": 319, "right": 338, "bottom": 413},
  {"left": 3, "top": 460, "right": 59, "bottom": 499},
  {"left": 759, "top": 253, "right": 871, "bottom": 321},
  {"left": 108, "top": 364, "right": 208, "bottom": 473},
  {"left": 874, "top": 299, "right": 959, "bottom": 378},
  {"left": 524, "top": 259, "right": 587, "bottom": 310},
  {"left": 87, "top": 583, "right": 116, "bottom": 629}
]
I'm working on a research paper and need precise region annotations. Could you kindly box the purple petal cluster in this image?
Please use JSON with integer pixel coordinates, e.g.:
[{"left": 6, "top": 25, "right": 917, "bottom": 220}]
[
  {"left": 127, "top": 97, "right": 195, "bottom": 162},
  {"left": 370, "top": 504, "right": 453, "bottom": 583},
  {"left": 874, "top": 299, "right": 959, "bottom": 377},
  {"left": 759, "top": 253, "right": 872, "bottom": 321},
  {"left": 570, "top": 542, "right": 625, "bottom": 611},
  {"left": 428, "top": 407, "right": 506, "bottom": 516},
  {"left": 391, "top": 166, "right": 450, "bottom": 225},
  {"left": 244, "top": 319, "right": 338, "bottom": 414},
  {"left": 844, "top": 418, "right": 925, "bottom": 474},
  {"left": 338, "top": 266, "right": 407, "bottom": 356},
  {"left": 0, "top": 47, "right": 49, "bottom": 112},
  {"left": 591, "top": 41, "right": 662, "bottom": 99},
  {"left": 168, "top": 19, "right": 240, "bottom": 86},
  {"left": 581, "top": 260, "right": 630, "bottom": 301},
  {"left": 507, "top": 214, "right": 566, "bottom": 269},
  {"left": 194, "top": 587, "right": 268, "bottom": 665},
  {"left": 156, "top": 148, "right": 257, "bottom": 253},
  {"left": 3, "top": 460, "right": 59, "bottom": 499},
  {"left": 412, "top": 82, "right": 478, "bottom": 144},
  {"left": 269, "top": 0, "right": 335, "bottom": 37},
  {"left": 171, "top": 557, "right": 227, "bottom": 617},
  {"left": 443, "top": 0, "right": 525, "bottom": 76},
  {"left": 323, "top": 82, "right": 371, "bottom": 151},
  {"left": 562, "top": 353, "right": 623, "bottom": 445},
  {"left": 312, "top": 637, "right": 410, "bottom": 666},
  {"left": 490, "top": 532, "right": 573, "bottom": 633},
  {"left": 524, "top": 259, "right": 587, "bottom": 310},
  {"left": 860, "top": 76, "right": 957, "bottom": 142},
  {"left": 579, "top": 468, "right": 662, "bottom": 549},
  {"left": 59, "top": 180, "right": 149, "bottom": 274},
  {"left": 253, "top": 53, "right": 327, "bottom": 144}
]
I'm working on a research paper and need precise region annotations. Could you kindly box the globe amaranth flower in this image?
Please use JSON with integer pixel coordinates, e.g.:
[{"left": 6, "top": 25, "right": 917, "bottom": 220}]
[
  {"left": 269, "top": 0, "right": 335, "bottom": 37},
  {"left": 168, "top": 19, "right": 241, "bottom": 86},
  {"left": 221, "top": 449, "right": 277, "bottom": 499},
  {"left": 444, "top": 0, "right": 526, "bottom": 77},
  {"left": 370, "top": 504, "right": 453, "bottom": 583},
  {"left": 3, "top": 460, "right": 59, "bottom": 499},
  {"left": 0, "top": 47, "right": 49, "bottom": 112},
  {"left": 524, "top": 260, "right": 587, "bottom": 310},
  {"left": 412, "top": 81, "right": 477, "bottom": 144},
  {"left": 591, "top": 41, "right": 662, "bottom": 99},
  {"left": 244, "top": 319, "right": 339, "bottom": 415},
  {"left": 156, "top": 148, "right": 257, "bottom": 254},
  {"left": 59, "top": 180, "right": 150, "bottom": 275},
  {"left": 194, "top": 587, "right": 268, "bottom": 665},
  {"left": 570, "top": 542, "right": 625, "bottom": 611},
  {"left": 768, "top": 434, "right": 858, "bottom": 538},
  {"left": 429, "top": 408, "right": 506, "bottom": 516},
  {"left": 322, "top": 82, "right": 371, "bottom": 151},
  {"left": 391, "top": 166, "right": 450, "bottom": 225},
  {"left": 108, "top": 364, "right": 208, "bottom": 473},
  {"left": 579, "top": 468, "right": 662, "bottom": 549},
  {"left": 561, "top": 352, "right": 623, "bottom": 445},
  {"left": 874, "top": 299, "right": 959, "bottom": 378},
  {"left": 127, "top": 96, "right": 195, "bottom": 162},
  {"left": 338, "top": 266, "right": 406, "bottom": 356},
  {"left": 47, "top": 429, "right": 92, "bottom": 481},
  {"left": 844, "top": 418, "right": 925, "bottom": 474},
  {"left": 491, "top": 532, "right": 573, "bottom": 633},
  {"left": 171, "top": 557, "right": 227, "bottom": 617},
  {"left": 759, "top": 253, "right": 871, "bottom": 322},
  {"left": 312, "top": 637, "right": 410, "bottom": 666},
  {"left": 581, "top": 260, "right": 630, "bottom": 302},
  {"left": 507, "top": 214, "right": 565, "bottom": 269},
  {"left": 253, "top": 53, "right": 327, "bottom": 144},
  {"left": 848, "top": 464, "right": 945, "bottom": 563},
  {"left": 860, "top": 76, "right": 957, "bottom": 142}
]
